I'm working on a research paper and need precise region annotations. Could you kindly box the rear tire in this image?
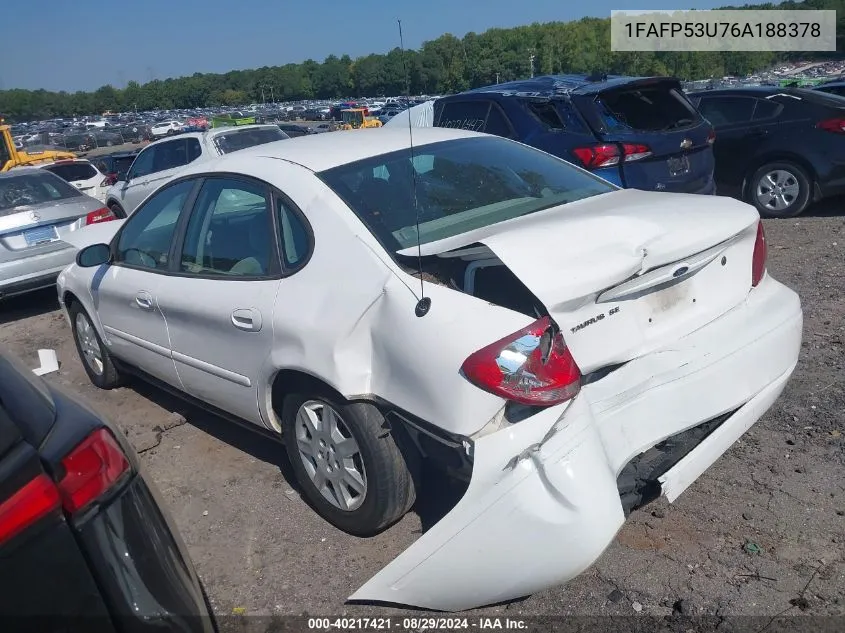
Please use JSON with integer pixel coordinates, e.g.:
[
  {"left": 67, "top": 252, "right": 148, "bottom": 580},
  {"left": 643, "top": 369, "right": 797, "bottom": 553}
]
[
  {"left": 108, "top": 202, "right": 126, "bottom": 218},
  {"left": 281, "top": 393, "right": 415, "bottom": 536},
  {"left": 68, "top": 301, "right": 124, "bottom": 389},
  {"left": 745, "top": 161, "right": 811, "bottom": 218}
]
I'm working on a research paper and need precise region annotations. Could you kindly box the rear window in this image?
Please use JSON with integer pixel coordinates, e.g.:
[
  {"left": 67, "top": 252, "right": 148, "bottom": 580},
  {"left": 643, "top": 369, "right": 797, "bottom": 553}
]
[
  {"left": 213, "top": 127, "right": 289, "bottom": 154},
  {"left": 44, "top": 162, "right": 97, "bottom": 182},
  {"left": 596, "top": 86, "right": 698, "bottom": 131},
  {"left": 0, "top": 171, "right": 82, "bottom": 212},
  {"left": 318, "top": 136, "right": 614, "bottom": 252}
]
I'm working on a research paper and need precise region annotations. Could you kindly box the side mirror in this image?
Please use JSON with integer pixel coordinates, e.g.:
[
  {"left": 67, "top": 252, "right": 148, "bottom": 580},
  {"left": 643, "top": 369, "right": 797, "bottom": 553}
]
[{"left": 76, "top": 243, "right": 112, "bottom": 268}]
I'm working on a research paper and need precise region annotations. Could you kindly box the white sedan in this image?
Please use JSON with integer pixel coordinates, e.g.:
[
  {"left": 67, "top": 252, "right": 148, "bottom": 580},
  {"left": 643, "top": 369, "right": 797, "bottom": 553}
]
[{"left": 56, "top": 128, "right": 802, "bottom": 611}]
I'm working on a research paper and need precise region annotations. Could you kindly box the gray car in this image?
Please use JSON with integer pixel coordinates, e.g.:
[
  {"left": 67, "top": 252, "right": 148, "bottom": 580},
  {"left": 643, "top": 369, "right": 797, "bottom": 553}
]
[{"left": 0, "top": 168, "right": 112, "bottom": 299}]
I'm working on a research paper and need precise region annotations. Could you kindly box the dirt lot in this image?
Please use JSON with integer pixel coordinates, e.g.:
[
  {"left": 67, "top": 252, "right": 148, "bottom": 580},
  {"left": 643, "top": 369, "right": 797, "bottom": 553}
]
[{"left": 1, "top": 200, "right": 843, "bottom": 626}]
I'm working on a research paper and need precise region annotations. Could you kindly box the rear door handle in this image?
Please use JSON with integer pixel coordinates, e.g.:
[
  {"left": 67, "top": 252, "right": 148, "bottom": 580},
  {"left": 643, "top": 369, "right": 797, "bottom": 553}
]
[
  {"left": 231, "top": 308, "right": 262, "bottom": 332},
  {"left": 135, "top": 292, "right": 154, "bottom": 310}
]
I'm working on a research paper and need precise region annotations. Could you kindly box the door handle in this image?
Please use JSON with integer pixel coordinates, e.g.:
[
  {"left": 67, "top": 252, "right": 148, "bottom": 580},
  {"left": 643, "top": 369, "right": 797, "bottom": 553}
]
[
  {"left": 231, "top": 308, "right": 262, "bottom": 332},
  {"left": 135, "top": 292, "right": 153, "bottom": 310}
]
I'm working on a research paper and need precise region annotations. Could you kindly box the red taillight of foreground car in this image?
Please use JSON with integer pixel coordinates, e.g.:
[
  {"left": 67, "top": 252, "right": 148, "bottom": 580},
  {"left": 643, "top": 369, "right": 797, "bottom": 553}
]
[
  {"left": 85, "top": 207, "right": 116, "bottom": 225},
  {"left": 0, "top": 474, "right": 61, "bottom": 546},
  {"left": 572, "top": 143, "right": 653, "bottom": 169},
  {"left": 707, "top": 130, "right": 716, "bottom": 145},
  {"left": 461, "top": 316, "right": 582, "bottom": 406},
  {"left": 57, "top": 428, "right": 130, "bottom": 514},
  {"left": 816, "top": 117, "right": 845, "bottom": 134},
  {"left": 751, "top": 221, "right": 767, "bottom": 288}
]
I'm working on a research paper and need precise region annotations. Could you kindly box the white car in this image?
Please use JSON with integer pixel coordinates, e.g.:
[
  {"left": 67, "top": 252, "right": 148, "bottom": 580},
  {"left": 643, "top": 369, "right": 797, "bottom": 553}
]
[
  {"left": 104, "top": 124, "right": 289, "bottom": 217},
  {"left": 149, "top": 120, "right": 183, "bottom": 138},
  {"left": 57, "top": 128, "right": 802, "bottom": 611},
  {"left": 41, "top": 159, "right": 111, "bottom": 203}
]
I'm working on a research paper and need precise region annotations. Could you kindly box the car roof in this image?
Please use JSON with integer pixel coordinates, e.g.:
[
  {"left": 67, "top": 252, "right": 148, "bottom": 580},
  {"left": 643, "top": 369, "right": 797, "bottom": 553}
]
[
  {"left": 452, "top": 74, "right": 677, "bottom": 98},
  {"left": 688, "top": 86, "right": 804, "bottom": 97},
  {"left": 815, "top": 80, "right": 845, "bottom": 88},
  {"left": 0, "top": 166, "right": 53, "bottom": 178},
  {"left": 182, "top": 127, "right": 484, "bottom": 174}
]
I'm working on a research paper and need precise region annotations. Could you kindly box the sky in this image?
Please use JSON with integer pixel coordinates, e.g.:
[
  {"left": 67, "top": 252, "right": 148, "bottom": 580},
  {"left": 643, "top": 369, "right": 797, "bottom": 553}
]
[{"left": 5, "top": 0, "right": 742, "bottom": 92}]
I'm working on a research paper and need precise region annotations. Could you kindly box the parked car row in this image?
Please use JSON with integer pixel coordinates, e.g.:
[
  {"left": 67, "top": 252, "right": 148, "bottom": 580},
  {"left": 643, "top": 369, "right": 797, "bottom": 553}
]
[{"left": 423, "top": 74, "right": 845, "bottom": 218}]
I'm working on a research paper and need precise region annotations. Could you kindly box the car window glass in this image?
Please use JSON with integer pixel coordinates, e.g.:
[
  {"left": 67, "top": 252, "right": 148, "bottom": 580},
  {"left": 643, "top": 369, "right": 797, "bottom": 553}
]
[
  {"left": 180, "top": 178, "right": 272, "bottom": 277},
  {"left": 277, "top": 198, "right": 309, "bottom": 269},
  {"left": 484, "top": 105, "right": 513, "bottom": 137},
  {"left": 753, "top": 99, "right": 781, "bottom": 120},
  {"left": 117, "top": 179, "right": 193, "bottom": 270},
  {"left": 127, "top": 147, "right": 155, "bottom": 179},
  {"left": 697, "top": 97, "right": 755, "bottom": 126},
  {"left": 437, "top": 101, "right": 488, "bottom": 132},
  {"left": 186, "top": 138, "right": 202, "bottom": 162},
  {"left": 153, "top": 139, "right": 189, "bottom": 172},
  {"left": 45, "top": 162, "right": 98, "bottom": 181},
  {"left": 0, "top": 172, "right": 81, "bottom": 211},
  {"left": 319, "top": 135, "right": 614, "bottom": 252}
]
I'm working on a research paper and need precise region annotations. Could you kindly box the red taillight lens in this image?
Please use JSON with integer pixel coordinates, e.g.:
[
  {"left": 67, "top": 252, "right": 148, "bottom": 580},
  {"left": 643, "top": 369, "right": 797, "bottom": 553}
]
[
  {"left": 85, "top": 207, "right": 115, "bottom": 225},
  {"left": 751, "top": 221, "right": 767, "bottom": 288},
  {"left": 707, "top": 130, "right": 716, "bottom": 145},
  {"left": 621, "top": 143, "right": 653, "bottom": 162},
  {"left": 57, "top": 429, "right": 129, "bottom": 514},
  {"left": 461, "top": 317, "right": 582, "bottom": 406},
  {"left": 572, "top": 144, "right": 620, "bottom": 168},
  {"left": 0, "top": 474, "right": 61, "bottom": 546},
  {"left": 816, "top": 117, "right": 845, "bottom": 134}
]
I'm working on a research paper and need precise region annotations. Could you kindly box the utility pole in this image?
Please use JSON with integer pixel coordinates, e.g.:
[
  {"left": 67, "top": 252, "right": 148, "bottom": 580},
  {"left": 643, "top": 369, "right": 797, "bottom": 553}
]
[
  {"left": 270, "top": 86, "right": 275, "bottom": 103},
  {"left": 529, "top": 51, "right": 536, "bottom": 79},
  {"left": 261, "top": 86, "right": 266, "bottom": 104},
  {"left": 496, "top": 72, "right": 500, "bottom": 84}
]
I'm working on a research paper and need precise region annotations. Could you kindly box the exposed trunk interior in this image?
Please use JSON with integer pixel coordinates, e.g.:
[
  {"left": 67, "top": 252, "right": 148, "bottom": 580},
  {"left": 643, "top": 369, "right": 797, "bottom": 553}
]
[{"left": 406, "top": 244, "right": 543, "bottom": 318}]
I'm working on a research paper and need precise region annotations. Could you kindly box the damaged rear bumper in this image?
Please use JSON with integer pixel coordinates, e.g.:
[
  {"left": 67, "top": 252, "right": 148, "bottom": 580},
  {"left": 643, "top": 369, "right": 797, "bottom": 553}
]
[{"left": 350, "top": 276, "right": 802, "bottom": 611}]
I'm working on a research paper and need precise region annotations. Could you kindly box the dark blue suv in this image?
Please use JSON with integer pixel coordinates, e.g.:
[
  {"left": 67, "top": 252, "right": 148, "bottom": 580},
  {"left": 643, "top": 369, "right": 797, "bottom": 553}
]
[{"left": 433, "top": 74, "right": 716, "bottom": 194}]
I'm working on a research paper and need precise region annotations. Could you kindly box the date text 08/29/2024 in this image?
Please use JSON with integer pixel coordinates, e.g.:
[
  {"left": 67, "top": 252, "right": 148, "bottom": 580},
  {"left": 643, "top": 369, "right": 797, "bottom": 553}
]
[{"left": 306, "top": 617, "right": 527, "bottom": 630}]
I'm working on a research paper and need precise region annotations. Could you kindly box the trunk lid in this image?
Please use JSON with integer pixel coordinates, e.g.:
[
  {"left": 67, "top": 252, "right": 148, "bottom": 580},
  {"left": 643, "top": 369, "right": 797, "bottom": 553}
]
[
  {"left": 574, "top": 78, "right": 715, "bottom": 193},
  {"left": 0, "top": 197, "right": 104, "bottom": 261},
  {"left": 400, "top": 189, "right": 760, "bottom": 372}
]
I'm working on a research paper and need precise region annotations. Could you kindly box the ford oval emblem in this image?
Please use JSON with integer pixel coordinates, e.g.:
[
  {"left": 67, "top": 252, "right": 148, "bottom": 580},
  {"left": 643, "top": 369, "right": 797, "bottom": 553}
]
[
  {"left": 29, "top": 211, "right": 40, "bottom": 222},
  {"left": 680, "top": 138, "right": 693, "bottom": 150},
  {"left": 673, "top": 266, "right": 690, "bottom": 278}
]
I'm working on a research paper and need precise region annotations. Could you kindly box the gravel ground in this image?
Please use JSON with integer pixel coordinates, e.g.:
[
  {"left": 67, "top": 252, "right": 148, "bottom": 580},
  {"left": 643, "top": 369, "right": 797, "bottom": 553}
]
[{"left": 0, "top": 198, "right": 843, "bottom": 628}]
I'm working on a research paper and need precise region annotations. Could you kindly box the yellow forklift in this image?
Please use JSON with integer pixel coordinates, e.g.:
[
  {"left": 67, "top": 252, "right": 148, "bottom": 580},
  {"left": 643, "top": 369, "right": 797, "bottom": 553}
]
[
  {"left": 340, "top": 108, "right": 383, "bottom": 130},
  {"left": 0, "top": 116, "right": 77, "bottom": 171}
]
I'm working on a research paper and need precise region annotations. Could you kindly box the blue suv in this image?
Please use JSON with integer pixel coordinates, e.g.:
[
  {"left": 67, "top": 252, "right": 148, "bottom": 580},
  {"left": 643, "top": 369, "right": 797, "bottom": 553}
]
[{"left": 433, "top": 74, "right": 716, "bottom": 194}]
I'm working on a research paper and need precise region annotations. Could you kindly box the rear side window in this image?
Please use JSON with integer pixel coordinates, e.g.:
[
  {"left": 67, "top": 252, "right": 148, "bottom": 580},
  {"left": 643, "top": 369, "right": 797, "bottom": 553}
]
[
  {"left": 153, "top": 139, "right": 199, "bottom": 172},
  {"left": 597, "top": 87, "right": 698, "bottom": 131},
  {"left": 697, "top": 97, "right": 756, "bottom": 126},
  {"left": 45, "top": 162, "right": 97, "bottom": 182},
  {"left": 753, "top": 99, "right": 782, "bottom": 120},
  {"left": 0, "top": 172, "right": 81, "bottom": 211},
  {"left": 437, "top": 100, "right": 514, "bottom": 137}
]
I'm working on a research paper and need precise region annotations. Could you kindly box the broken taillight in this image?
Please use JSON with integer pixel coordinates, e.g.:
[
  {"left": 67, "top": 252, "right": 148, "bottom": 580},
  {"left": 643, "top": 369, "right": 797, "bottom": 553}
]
[
  {"left": 57, "top": 428, "right": 130, "bottom": 514},
  {"left": 751, "top": 220, "right": 767, "bottom": 288},
  {"left": 461, "top": 317, "right": 582, "bottom": 406}
]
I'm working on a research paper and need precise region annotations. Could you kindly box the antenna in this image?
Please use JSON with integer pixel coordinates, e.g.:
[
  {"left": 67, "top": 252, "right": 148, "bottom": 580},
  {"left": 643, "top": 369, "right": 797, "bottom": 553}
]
[{"left": 398, "top": 18, "right": 430, "bottom": 318}]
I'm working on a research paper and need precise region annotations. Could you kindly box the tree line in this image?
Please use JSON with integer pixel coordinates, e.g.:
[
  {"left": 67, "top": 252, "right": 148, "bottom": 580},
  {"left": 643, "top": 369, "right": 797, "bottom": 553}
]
[{"left": 2, "top": 0, "right": 842, "bottom": 122}]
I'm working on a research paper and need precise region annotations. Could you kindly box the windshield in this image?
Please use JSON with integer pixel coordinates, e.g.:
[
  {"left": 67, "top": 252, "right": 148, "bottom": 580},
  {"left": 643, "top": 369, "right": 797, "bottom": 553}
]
[
  {"left": 45, "top": 162, "right": 98, "bottom": 182},
  {"left": 0, "top": 171, "right": 82, "bottom": 211},
  {"left": 318, "top": 136, "right": 615, "bottom": 251},
  {"left": 213, "top": 127, "right": 289, "bottom": 154}
]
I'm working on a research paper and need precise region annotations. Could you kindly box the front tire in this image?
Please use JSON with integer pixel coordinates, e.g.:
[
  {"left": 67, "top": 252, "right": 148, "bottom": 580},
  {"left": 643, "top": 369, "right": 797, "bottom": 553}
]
[
  {"left": 69, "top": 302, "right": 124, "bottom": 389},
  {"left": 746, "top": 161, "right": 811, "bottom": 218},
  {"left": 108, "top": 201, "right": 126, "bottom": 219},
  {"left": 281, "top": 394, "right": 415, "bottom": 536}
]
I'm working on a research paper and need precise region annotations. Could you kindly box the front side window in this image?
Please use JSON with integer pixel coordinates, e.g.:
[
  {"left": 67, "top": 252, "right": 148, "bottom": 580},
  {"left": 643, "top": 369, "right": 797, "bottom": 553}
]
[
  {"left": 127, "top": 147, "right": 155, "bottom": 180},
  {"left": 180, "top": 178, "right": 272, "bottom": 277},
  {"left": 153, "top": 139, "right": 193, "bottom": 172},
  {"left": 116, "top": 179, "right": 193, "bottom": 270},
  {"left": 318, "top": 136, "right": 614, "bottom": 252}
]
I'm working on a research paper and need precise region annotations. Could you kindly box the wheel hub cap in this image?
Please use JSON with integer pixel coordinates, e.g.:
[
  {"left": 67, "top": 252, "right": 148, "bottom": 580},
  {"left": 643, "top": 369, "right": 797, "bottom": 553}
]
[
  {"left": 756, "top": 169, "right": 800, "bottom": 211},
  {"left": 75, "top": 312, "right": 104, "bottom": 376},
  {"left": 294, "top": 401, "right": 367, "bottom": 512}
]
